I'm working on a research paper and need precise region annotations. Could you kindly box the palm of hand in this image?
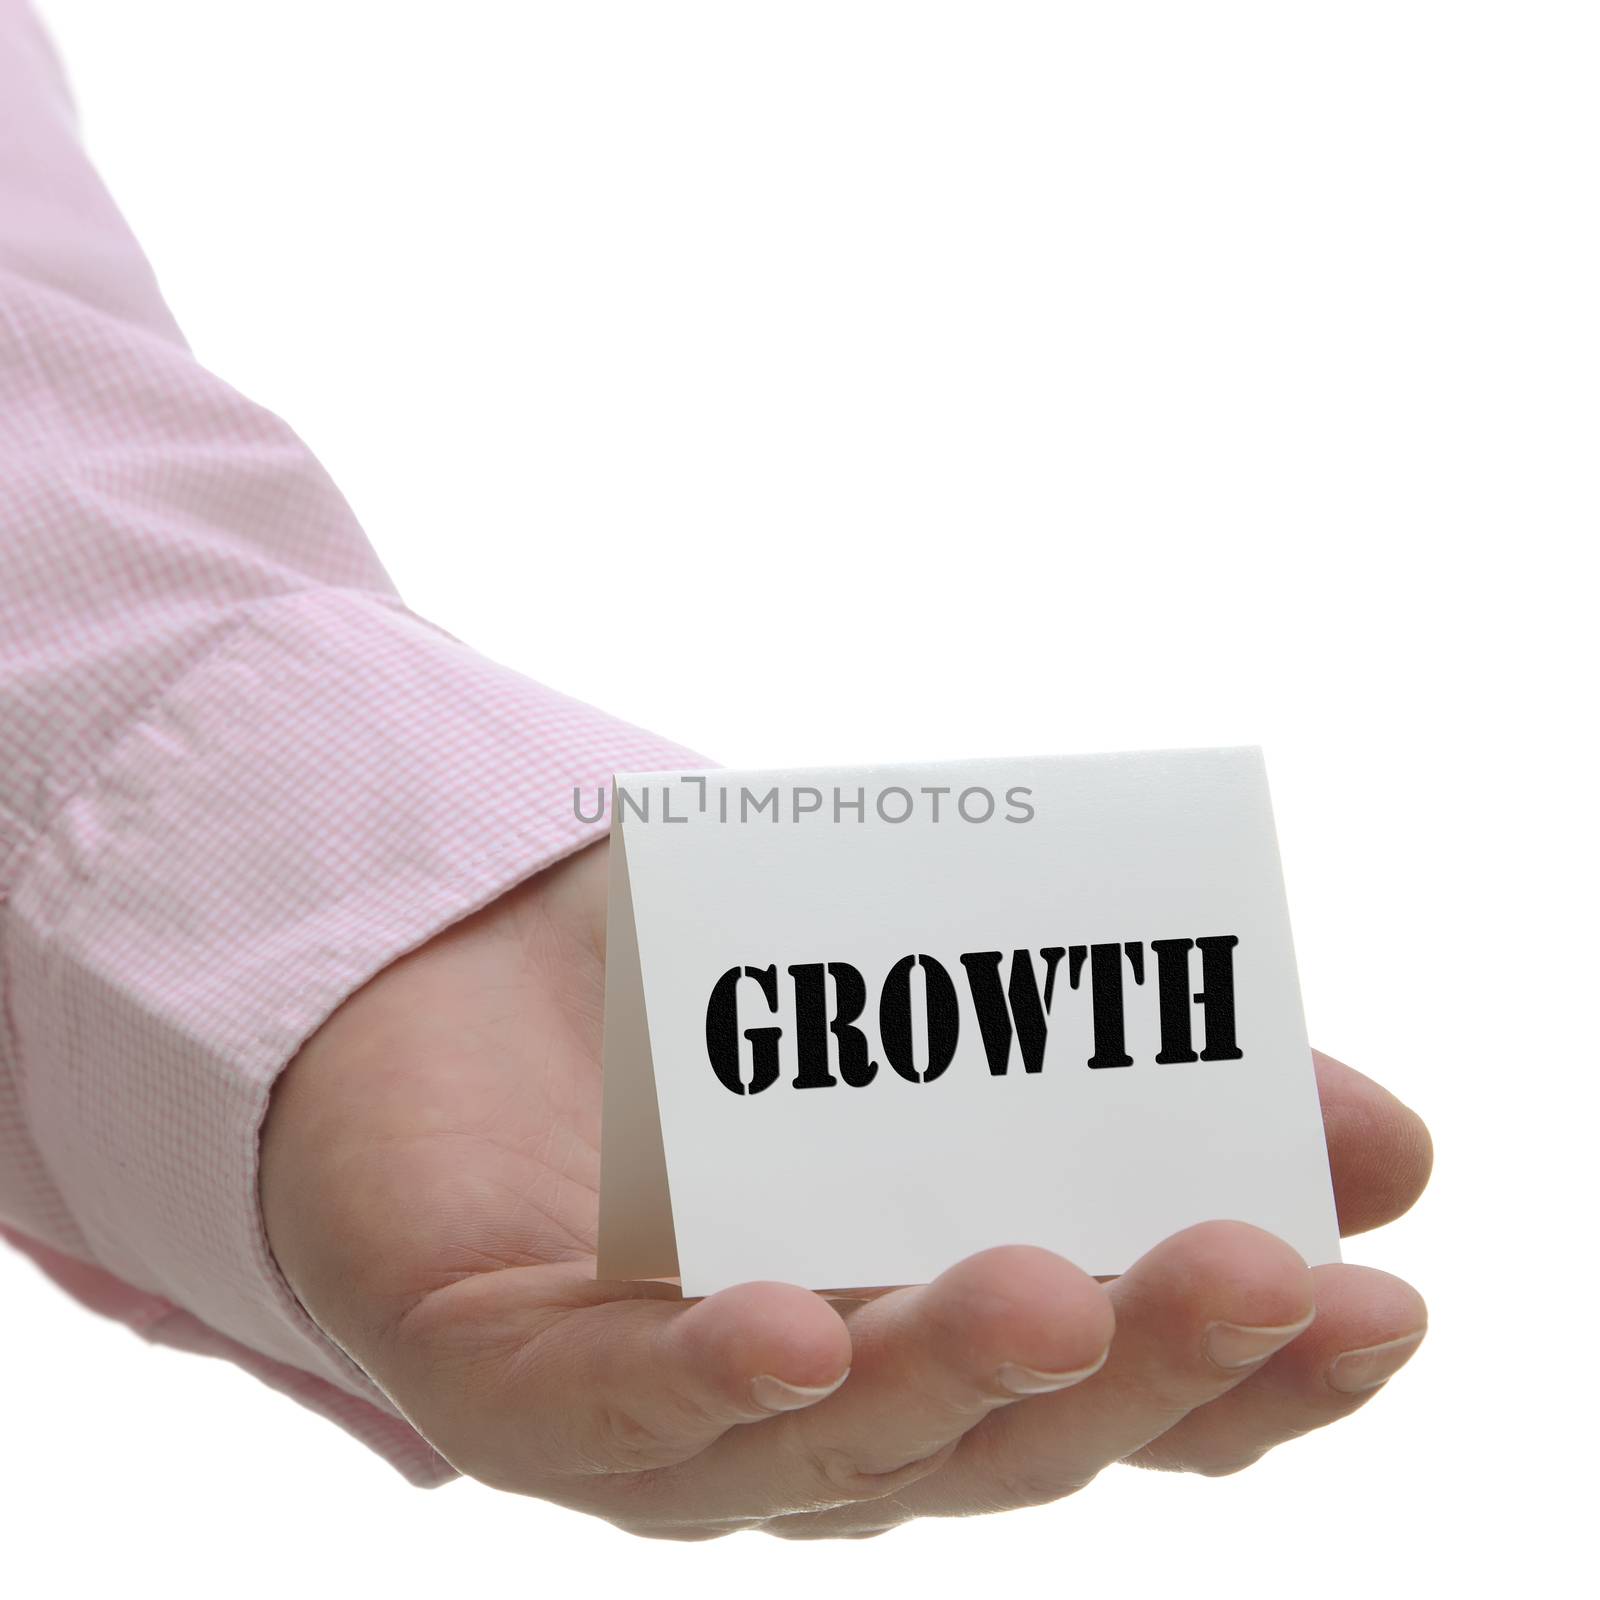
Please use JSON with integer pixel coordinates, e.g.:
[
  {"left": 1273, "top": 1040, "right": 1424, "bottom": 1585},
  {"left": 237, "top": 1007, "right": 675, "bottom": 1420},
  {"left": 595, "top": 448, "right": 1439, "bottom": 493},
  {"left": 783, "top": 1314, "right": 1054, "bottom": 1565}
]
[{"left": 262, "top": 842, "right": 1431, "bottom": 1540}]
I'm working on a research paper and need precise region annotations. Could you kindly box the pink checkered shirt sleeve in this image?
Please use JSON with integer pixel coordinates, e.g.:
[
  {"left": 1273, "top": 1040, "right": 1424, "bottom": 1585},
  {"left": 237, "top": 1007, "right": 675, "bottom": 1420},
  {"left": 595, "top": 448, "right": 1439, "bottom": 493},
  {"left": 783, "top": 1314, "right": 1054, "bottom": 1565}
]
[{"left": 0, "top": 1, "right": 698, "bottom": 1484}]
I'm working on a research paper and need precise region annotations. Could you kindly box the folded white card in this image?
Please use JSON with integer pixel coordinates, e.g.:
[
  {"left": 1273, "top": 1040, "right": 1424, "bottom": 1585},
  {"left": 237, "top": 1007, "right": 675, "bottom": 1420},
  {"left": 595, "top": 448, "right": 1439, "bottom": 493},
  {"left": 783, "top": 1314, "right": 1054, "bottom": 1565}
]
[{"left": 597, "top": 747, "right": 1340, "bottom": 1297}]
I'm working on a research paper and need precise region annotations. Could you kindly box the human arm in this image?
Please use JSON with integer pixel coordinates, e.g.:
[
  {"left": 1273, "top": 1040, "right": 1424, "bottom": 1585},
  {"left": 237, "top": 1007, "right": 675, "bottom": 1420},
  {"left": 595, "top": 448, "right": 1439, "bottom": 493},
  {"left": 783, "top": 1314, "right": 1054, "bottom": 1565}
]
[{"left": 0, "top": 0, "right": 697, "bottom": 1478}]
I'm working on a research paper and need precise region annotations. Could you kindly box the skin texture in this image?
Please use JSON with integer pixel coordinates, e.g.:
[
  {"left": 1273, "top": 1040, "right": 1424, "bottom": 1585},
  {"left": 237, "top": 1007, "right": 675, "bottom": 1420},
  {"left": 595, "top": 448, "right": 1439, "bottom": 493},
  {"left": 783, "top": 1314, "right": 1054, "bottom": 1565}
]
[{"left": 260, "top": 839, "right": 1432, "bottom": 1539}]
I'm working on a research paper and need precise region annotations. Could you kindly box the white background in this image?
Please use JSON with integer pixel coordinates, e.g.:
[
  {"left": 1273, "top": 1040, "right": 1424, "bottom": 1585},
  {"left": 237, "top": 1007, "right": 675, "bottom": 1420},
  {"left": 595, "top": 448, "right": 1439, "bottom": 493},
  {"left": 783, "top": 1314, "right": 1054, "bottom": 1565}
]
[{"left": 5, "top": 2, "right": 1593, "bottom": 1594}]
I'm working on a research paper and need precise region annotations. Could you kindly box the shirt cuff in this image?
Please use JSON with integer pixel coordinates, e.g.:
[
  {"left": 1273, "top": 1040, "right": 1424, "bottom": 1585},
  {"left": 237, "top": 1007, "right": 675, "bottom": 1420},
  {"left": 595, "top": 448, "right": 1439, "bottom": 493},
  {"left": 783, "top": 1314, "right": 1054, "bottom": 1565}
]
[{"left": 3, "top": 584, "right": 703, "bottom": 1481}]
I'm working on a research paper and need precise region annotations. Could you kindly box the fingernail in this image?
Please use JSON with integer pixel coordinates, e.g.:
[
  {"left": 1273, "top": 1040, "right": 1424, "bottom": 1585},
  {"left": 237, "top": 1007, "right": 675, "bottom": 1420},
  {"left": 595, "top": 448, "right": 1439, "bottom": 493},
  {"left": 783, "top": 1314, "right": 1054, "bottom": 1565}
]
[
  {"left": 1327, "top": 1332, "right": 1425, "bottom": 1393},
  {"left": 1204, "top": 1310, "right": 1316, "bottom": 1370},
  {"left": 995, "top": 1347, "right": 1109, "bottom": 1396},
  {"left": 750, "top": 1368, "right": 850, "bottom": 1413}
]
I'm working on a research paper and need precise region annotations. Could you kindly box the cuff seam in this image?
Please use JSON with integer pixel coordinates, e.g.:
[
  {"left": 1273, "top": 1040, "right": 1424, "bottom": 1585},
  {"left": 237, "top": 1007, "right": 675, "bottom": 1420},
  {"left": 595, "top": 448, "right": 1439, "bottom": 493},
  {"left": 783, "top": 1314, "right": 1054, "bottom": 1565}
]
[{"left": 0, "top": 584, "right": 417, "bottom": 901}]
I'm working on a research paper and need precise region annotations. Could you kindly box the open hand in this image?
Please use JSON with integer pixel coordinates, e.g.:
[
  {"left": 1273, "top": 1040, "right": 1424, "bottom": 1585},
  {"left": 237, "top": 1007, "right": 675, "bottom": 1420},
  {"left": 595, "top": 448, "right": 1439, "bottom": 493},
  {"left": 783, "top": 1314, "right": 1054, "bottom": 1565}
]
[{"left": 261, "top": 840, "right": 1431, "bottom": 1540}]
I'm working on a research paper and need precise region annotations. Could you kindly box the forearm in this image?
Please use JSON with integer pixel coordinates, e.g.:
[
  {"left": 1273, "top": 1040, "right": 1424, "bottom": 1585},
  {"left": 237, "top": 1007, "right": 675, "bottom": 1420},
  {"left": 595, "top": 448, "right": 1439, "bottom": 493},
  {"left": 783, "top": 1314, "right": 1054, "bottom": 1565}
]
[{"left": 0, "top": 0, "right": 697, "bottom": 1476}]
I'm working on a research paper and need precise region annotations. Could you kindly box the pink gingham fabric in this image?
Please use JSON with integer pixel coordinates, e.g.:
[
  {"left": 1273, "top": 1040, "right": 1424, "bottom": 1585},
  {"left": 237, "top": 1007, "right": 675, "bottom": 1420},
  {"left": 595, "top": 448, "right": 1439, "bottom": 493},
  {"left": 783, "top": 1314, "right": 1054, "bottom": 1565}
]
[{"left": 0, "top": 0, "right": 698, "bottom": 1485}]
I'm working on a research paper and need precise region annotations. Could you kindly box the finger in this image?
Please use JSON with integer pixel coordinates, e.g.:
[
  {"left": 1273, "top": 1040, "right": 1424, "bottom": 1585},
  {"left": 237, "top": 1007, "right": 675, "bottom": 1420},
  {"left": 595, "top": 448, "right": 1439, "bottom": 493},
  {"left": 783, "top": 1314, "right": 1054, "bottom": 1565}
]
[
  {"left": 596, "top": 1244, "right": 1114, "bottom": 1534},
  {"left": 383, "top": 1262, "right": 853, "bottom": 1490},
  {"left": 1313, "top": 1049, "right": 1433, "bottom": 1235},
  {"left": 1121, "top": 1262, "right": 1426, "bottom": 1476},
  {"left": 784, "top": 1220, "right": 1315, "bottom": 1534}
]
